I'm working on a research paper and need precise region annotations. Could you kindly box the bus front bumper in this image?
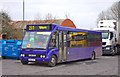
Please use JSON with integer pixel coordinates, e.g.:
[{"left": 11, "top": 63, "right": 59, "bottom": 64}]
[{"left": 20, "top": 57, "right": 50, "bottom": 63}]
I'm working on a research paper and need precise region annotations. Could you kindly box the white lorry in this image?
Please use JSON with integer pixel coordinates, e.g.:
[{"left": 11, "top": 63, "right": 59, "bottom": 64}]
[{"left": 93, "top": 20, "right": 120, "bottom": 55}]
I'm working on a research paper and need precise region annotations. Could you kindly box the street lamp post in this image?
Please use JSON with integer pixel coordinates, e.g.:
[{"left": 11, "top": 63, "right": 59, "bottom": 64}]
[
  {"left": 23, "top": 0, "right": 24, "bottom": 21},
  {"left": 22, "top": 0, "right": 25, "bottom": 38}
]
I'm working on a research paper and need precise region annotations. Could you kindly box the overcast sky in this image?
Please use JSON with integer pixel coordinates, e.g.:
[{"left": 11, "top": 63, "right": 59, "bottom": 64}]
[{"left": 0, "top": 0, "right": 119, "bottom": 29}]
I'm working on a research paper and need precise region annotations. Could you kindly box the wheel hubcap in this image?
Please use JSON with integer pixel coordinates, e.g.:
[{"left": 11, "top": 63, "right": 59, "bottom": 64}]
[
  {"left": 51, "top": 58, "right": 55, "bottom": 64},
  {"left": 92, "top": 53, "right": 94, "bottom": 59}
]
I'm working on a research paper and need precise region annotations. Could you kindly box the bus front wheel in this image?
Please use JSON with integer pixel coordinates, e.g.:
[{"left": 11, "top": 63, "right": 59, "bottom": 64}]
[
  {"left": 21, "top": 60, "right": 28, "bottom": 65},
  {"left": 47, "top": 55, "right": 57, "bottom": 67},
  {"left": 91, "top": 51, "right": 96, "bottom": 60}
]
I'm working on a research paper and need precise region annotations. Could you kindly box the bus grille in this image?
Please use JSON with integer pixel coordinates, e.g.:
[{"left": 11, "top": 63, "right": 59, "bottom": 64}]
[{"left": 102, "top": 42, "right": 106, "bottom": 45}]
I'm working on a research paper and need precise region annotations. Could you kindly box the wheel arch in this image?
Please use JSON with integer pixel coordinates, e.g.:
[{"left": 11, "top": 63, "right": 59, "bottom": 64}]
[{"left": 52, "top": 54, "right": 58, "bottom": 63}]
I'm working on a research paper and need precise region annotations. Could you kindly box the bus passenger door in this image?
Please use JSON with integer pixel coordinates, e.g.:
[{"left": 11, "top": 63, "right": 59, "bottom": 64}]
[{"left": 58, "top": 31, "right": 67, "bottom": 62}]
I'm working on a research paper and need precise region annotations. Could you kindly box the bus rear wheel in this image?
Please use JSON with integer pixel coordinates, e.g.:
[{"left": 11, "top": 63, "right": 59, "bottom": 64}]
[
  {"left": 48, "top": 55, "right": 57, "bottom": 67},
  {"left": 91, "top": 51, "right": 95, "bottom": 60}
]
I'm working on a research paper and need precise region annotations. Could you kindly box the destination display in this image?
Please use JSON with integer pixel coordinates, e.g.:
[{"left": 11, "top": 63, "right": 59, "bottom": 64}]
[{"left": 26, "top": 25, "right": 52, "bottom": 31}]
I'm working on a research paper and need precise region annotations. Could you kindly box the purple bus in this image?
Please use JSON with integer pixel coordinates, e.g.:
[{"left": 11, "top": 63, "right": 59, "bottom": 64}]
[{"left": 20, "top": 24, "right": 102, "bottom": 67}]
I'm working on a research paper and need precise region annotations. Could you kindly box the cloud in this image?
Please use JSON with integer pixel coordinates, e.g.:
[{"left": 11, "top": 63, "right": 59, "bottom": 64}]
[{"left": 0, "top": 0, "right": 118, "bottom": 29}]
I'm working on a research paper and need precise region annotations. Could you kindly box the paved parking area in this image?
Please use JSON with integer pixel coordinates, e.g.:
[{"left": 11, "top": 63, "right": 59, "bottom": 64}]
[{"left": 2, "top": 56, "right": 118, "bottom": 75}]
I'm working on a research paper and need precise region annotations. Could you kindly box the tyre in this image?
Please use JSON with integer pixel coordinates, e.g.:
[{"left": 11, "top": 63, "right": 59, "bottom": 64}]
[
  {"left": 111, "top": 48, "right": 116, "bottom": 56},
  {"left": 2, "top": 56, "right": 6, "bottom": 59},
  {"left": 21, "top": 60, "right": 28, "bottom": 65},
  {"left": 115, "top": 47, "right": 118, "bottom": 55},
  {"left": 91, "top": 51, "right": 96, "bottom": 60},
  {"left": 116, "top": 46, "right": 120, "bottom": 55},
  {"left": 48, "top": 55, "right": 57, "bottom": 67}
]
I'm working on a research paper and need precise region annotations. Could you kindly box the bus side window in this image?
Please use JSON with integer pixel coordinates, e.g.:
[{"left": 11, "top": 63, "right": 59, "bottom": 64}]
[{"left": 49, "top": 32, "right": 57, "bottom": 49}]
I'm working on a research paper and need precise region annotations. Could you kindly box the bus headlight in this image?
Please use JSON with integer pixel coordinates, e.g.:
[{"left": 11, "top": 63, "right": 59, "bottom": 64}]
[
  {"left": 40, "top": 55, "right": 46, "bottom": 58},
  {"left": 40, "top": 55, "right": 42, "bottom": 58},
  {"left": 42, "top": 55, "right": 45, "bottom": 58},
  {"left": 21, "top": 54, "right": 25, "bottom": 57}
]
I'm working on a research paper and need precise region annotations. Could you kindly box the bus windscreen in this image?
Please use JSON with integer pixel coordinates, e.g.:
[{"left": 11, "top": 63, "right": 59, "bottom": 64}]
[{"left": 22, "top": 32, "right": 51, "bottom": 49}]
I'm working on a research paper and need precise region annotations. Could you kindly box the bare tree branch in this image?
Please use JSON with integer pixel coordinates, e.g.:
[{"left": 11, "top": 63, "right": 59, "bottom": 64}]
[
  {"left": 97, "top": 1, "right": 119, "bottom": 21},
  {"left": 34, "top": 12, "right": 42, "bottom": 20}
]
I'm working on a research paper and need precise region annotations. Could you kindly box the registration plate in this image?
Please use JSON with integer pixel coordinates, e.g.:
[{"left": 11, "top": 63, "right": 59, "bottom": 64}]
[
  {"left": 28, "top": 59, "right": 36, "bottom": 61},
  {"left": 28, "top": 54, "right": 36, "bottom": 57}
]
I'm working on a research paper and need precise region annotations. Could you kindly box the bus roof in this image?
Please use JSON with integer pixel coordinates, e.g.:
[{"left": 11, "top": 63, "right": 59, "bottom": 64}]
[
  {"left": 54, "top": 24, "right": 101, "bottom": 34},
  {"left": 26, "top": 23, "right": 101, "bottom": 34}
]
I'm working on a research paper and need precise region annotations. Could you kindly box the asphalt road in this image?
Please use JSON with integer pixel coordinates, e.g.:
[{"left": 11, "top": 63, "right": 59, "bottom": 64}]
[
  {"left": 0, "top": 59, "right": 2, "bottom": 77},
  {"left": 1, "top": 56, "right": 118, "bottom": 75}
]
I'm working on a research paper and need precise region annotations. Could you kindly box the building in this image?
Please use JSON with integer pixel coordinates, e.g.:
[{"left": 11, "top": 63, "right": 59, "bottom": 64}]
[{"left": 8, "top": 19, "right": 76, "bottom": 39}]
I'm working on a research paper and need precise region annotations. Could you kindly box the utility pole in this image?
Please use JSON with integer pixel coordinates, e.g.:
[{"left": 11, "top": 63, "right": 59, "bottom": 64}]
[
  {"left": 22, "top": 0, "right": 25, "bottom": 38},
  {"left": 23, "top": 0, "right": 24, "bottom": 21}
]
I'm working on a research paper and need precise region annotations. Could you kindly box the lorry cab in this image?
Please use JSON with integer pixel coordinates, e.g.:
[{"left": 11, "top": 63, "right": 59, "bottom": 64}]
[
  {"left": 93, "top": 20, "right": 119, "bottom": 55},
  {"left": 93, "top": 28, "right": 117, "bottom": 55}
]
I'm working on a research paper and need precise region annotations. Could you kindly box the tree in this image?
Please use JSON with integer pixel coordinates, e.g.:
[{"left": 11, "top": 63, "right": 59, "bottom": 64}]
[
  {"left": 109, "top": 1, "right": 119, "bottom": 20},
  {"left": 45, "top": 13, "right": 53, "bottom": 20},
  {"left": 34, "top": 12, "right": 42, "bottom": 20},
  {"left": 97, "top": 1, "right": 120, "bottom": 22},
  {"left": 44, "top": 13, "right": 56, "bottom": 23},
  {"left": 0, "top": 11, "right": 12, "bottom": 37},
  {"left": 64, "top": 12, "right": 70, "bottom": 19}
]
